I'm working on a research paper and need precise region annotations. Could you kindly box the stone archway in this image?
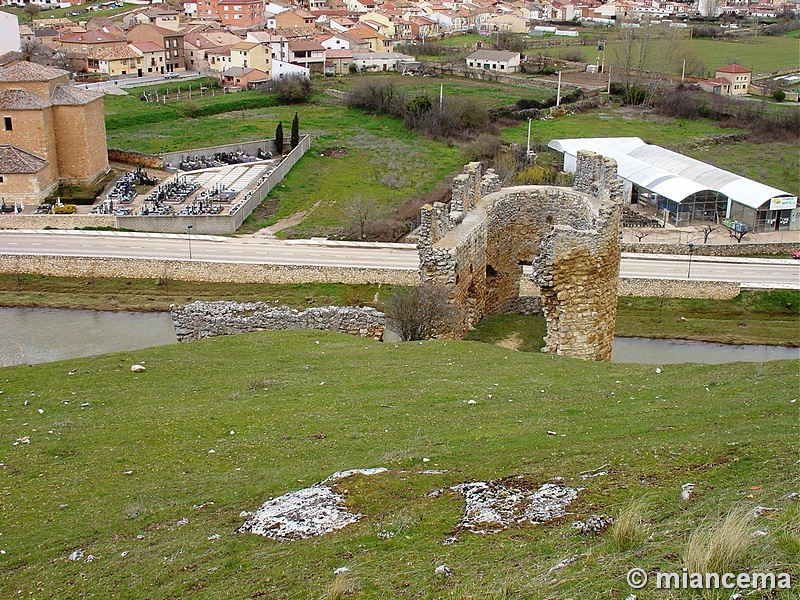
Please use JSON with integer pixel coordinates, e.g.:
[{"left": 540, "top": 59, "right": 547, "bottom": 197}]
[{"left": 417, "top": 152, "right": 623, "bottom": 361}]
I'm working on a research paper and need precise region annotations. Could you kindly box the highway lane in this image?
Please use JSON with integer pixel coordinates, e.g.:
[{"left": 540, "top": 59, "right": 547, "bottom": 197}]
[{"left": 1, "top": 230, "right": 798, "bottom": 288}]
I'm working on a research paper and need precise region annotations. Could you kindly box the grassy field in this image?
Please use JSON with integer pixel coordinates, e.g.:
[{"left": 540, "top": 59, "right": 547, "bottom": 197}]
[
  {"left": 501, "top": 108, "right": 741, "bottom": 146},
  {"left": 1, "top": 1, "right": 132, "bottom": 23},
  {"left": 545, "top": 36, "right": 800, "bottom": 78},
  {"left": 436, "top": 31, "right": 800, "bottom": 76},
  {"left": 326, "top": 73, "right": 554, "bottom": 107},
  {"left": 0, "top": 328, "right": 796, "bottom": 599}
]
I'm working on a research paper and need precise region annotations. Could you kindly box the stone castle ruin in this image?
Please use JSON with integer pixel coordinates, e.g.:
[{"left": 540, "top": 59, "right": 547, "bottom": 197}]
[{"left": 417, "top": 151, "right": 623, "bottom": 361}]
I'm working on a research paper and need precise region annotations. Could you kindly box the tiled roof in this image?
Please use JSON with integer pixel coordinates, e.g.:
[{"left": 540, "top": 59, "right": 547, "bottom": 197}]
[
  {"left": 0, "top": 144, "right": 48, "bottom": 174},
  {"left": 466, "top": 49, "right": 519, "bottom": 61},
  {"left": 128, "top": 41, "right": 164, "bottom": 53},
  {"left": 289, "top": 41, "right": 326, "bottom": 51},
  {"left": 231, "top": 41, "right": 260, "bottom": 50},
  {"left": 326, "top": 49, "right": 352, "bottom": 58},
  {"left": 50, "top": 84, "right": 102, "bottom": 106},
  {"left": 0, "top": 61, "right": 68, "bottom": 82},
  {"left": 90, "top": 45, "right": 142, "bottom": 60},
  {"left": 0, "top": 51, "right": 23, "bottom": 67},
  {"left": 222, "top": 66, "right": 268, "bottom": 78},
  {"left": 0, "top": 88, "right": 51, "bottom": 110},
  {"left": 717, "top": 63, "right": 751, "bottom": 74},
  {"left": 59, "top": 31, "right": 127, "bottom": 43}
]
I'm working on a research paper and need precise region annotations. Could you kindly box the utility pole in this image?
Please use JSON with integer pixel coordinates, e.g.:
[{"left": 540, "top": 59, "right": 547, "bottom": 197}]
[
  {"left": 526, "top": 117, "right": 531, "bottom": 156},
  {"left": 556, "top": 71, "right": 562, "bottom": 106}
]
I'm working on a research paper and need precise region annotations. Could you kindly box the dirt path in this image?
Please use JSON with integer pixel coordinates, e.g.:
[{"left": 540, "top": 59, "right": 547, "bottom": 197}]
[{"left": 252, "top": 201, "right": 321, "bottom": 237}]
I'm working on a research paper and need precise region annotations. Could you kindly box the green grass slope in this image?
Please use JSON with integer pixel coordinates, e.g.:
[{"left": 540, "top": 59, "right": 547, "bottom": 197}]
[{"left": 1, "top": 331, "right": 797, "bottom": 598}]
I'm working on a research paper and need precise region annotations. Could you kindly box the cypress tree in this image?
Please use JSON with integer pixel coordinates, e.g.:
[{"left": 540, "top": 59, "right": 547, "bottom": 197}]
[
  {"left": 290, "top": 112, "right": 299, "bottom": 149},
  {"left": 275, "top": 121, "right": 284, "bottom": 155}
]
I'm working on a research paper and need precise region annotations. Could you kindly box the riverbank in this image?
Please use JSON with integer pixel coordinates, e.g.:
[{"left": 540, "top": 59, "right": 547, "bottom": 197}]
[{"left": 1, "top": 274, "right": 798, "bottom": 347}]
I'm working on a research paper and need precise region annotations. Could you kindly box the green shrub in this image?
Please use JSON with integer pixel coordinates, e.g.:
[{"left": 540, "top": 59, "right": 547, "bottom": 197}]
[
  {"left": 772, "top": 88, "right": 786, "bottom": 102},
  {"left": 273, "top": 74, "right": 312, "bottom": 104}
]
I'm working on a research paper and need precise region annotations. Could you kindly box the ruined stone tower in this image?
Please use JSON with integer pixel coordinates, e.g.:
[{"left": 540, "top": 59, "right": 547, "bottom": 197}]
[{"left": 417, "top": 152, "right": 623, "bottom": 361}]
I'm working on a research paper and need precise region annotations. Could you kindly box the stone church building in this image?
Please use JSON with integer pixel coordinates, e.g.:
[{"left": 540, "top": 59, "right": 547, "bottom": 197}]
[{"left": 0, "top": 61, "right": 109, "bottom": 204}]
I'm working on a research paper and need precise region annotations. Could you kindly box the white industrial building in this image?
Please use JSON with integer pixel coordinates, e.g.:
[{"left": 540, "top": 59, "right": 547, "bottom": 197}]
[{"left": 549, "top": 137, "right": 798, "bottom": 233}]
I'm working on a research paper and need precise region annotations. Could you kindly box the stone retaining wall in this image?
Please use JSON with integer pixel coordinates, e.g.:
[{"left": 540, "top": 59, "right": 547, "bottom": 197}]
[
  {"left": 622, "top": 242, "right": 798, "bottom": 256},
  {"left": 0, "top": 255, "right": 418, "bottom": 285},
  {"left": 619, "top": 277, "right": 740, "bottom": 299},
  {"left": 171, "top": 301, "right": 386, "bottom": 342},
  {"left": 0, "top": 215, "right": 116, "bottom": 230},
  {"left": 107, "top": 148, "right": 162, "bottom": 169}
]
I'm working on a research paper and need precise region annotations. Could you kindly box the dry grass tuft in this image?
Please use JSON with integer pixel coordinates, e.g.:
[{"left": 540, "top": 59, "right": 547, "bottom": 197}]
[
  {"left": 684, "top": 508, "right": 752, "bottom": 574},
  {"left": 611, "top": 497, "right": 648, "bottom": 551},
  {"left": 325, "top": 573, "right": 352, "bottom": 600}
]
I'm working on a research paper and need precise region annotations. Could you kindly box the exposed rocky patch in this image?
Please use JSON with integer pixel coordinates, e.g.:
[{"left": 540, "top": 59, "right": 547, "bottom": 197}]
[
  {"left": 238, "top": 468, "right": 387, "bottom": 541},
  {"left": 450, "top": 477, "right": 579, "bottom": 534}
]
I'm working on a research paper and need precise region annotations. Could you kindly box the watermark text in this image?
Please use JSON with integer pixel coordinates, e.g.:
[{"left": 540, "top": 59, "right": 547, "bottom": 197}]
[{"left": 626, "top": 568, "right": 792, "bottom": 590}]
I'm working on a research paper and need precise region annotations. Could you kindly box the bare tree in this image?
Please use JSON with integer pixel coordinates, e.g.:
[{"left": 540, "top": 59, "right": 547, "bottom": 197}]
[
  {"left": 23, "top": 3, "right": 42, "bottom": 22},
  {"left": 613, "top": 22, "right": 682, "bottom": 105},
  {"left": 699, "top": 0, "right": 725, "bottom": 17},
  {"left": 697, "top": 224, "right": 716, "bottom": 243},
  {"left": 346, "top": 196, "right": 378, "bottom": 240},
  {"left": 674, "top": 46, "right": 706, "bottom": 79},
  {"left": 725, "top": 223, "right": 750, "bottom": 243},
  {"left": 634, "top": 231, "right": 648, "bottom": 242},
  {"left": 385, "top": 284, "right": 458, "bottom": 341}
]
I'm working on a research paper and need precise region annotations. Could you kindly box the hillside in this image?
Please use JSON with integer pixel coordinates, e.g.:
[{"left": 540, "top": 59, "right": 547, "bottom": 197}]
[{"left": 1, "top": 330, "right": 797, "bottom": 598}]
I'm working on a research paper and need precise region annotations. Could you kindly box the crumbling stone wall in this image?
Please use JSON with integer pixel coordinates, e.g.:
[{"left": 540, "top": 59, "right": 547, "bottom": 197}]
[
  {"left": 171, "top": 301, "right": 386, "bottom": 342},
  {"left": 417, "top": 152, "right": 623, "bottom": 361}
]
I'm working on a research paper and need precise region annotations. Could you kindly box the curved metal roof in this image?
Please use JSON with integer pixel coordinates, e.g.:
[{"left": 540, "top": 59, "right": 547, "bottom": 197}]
[{"left": 548, "top": 137, "right": 793, "bottom": 210}]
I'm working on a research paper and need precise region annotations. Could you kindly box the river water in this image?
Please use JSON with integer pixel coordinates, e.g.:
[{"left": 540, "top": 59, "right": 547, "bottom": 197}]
[
  {"left": 1, "top": 307, "right": 797, "bottom": 366},
  {"left": 612, "top": 336, "right": 799, "bottom": 364},
  {"left": 1, "top": 307, "right": 177, "bottom": 366}
]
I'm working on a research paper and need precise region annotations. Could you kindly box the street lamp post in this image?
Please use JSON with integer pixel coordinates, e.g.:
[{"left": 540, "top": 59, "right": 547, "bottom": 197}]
[
  {"left": 687, "top": 242, "right": 695, "bottom": 280},
  {"left": 187, "top": 224, "right": 193, "bottom": 259}
]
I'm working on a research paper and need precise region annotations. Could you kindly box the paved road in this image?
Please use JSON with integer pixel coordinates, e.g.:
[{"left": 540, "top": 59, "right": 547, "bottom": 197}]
[{"left": 0, "top": 230, "right": 798, "bottom": 289}]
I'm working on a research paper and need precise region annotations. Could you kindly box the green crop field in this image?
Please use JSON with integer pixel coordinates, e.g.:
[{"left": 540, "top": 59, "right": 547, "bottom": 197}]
[
  {"left": 327, "top": 73, "right": 553, "bottom": 107},
  {"left": 1, "top": 330, "right": 796, "bottom": 599},
  {"left": 501, "top": 108, "right": 742, "bottom": 148},
  {"left": 432, "top": 30, "right": 799, "bottom": 77}
]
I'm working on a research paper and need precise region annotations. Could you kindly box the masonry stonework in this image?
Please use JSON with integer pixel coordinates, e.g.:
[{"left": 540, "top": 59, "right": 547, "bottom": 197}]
[
  {"left": 171, "top": 301, "right": 385, "bottom": 342},
  {"left": 418, "top": 152, "right": 623, "bottom": 361},
  {"left": 0, "top": 254, "right": 418, "bottom": 286}
]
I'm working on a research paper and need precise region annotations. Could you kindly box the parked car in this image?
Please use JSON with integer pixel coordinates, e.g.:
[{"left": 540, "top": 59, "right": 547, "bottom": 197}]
[
  {"left": 164, "top": 72, "right": 179, "bottom": 79},
  {"left": 792, "top": 250, "right": 800, "bottom": 259}
]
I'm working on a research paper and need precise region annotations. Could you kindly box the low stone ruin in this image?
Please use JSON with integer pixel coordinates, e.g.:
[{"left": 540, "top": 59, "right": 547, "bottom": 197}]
[{"left": 170, "top": 301, "right": 386, "bottom": 342}]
